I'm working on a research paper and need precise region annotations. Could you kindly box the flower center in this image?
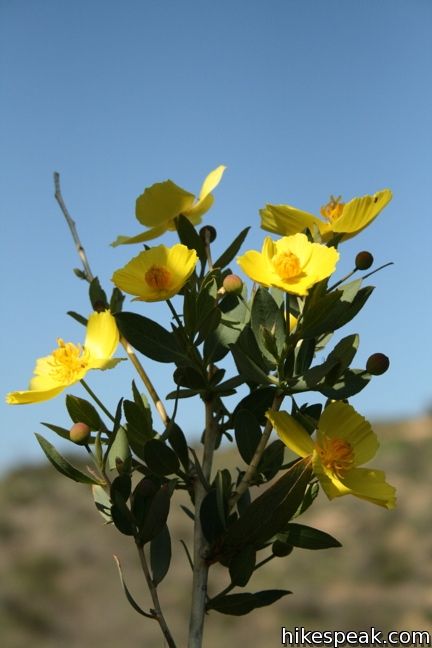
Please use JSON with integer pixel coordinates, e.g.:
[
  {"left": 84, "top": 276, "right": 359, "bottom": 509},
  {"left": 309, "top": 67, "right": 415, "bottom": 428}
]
[
  {"left": 317, "top": 436, "right": 354, "bottom": 478},
  {"left": 145, "top": 264, "right": 172, "bottom": 290},
  {"left": 320, "top": 195, "right": 345, "bottom": 222},
  {"left": 272, "top": 251, "right": 301, "bottom": 281},
  {"left": 49, "top": 339, "right": 90, "bottom": 384}
]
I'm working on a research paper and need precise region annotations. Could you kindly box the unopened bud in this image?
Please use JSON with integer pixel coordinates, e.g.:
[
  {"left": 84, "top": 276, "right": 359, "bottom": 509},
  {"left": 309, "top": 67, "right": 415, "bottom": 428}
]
[
  {"left": 69, "top": 422, "right": 91, "bottom": 444},
  {"left": 272, "top": 540, "right": 294, "bottom": 557},
  {"left": 366, "top": 353, "right": 390, "bottom": 375},
  {"left": 199, "top": 225, "right": 217, "bottom": 243},
  {"left": 222, "top": 274, "right": 243, "bottom": 295},
  {"left": 355, "top": 251, "right": 374, "bottom": 270}
]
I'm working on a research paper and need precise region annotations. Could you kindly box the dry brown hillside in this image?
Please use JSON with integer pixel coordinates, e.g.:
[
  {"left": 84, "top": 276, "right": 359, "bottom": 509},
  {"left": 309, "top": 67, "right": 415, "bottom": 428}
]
[{"left": 0, "top": 416, "right": 431, "bottom": 647}]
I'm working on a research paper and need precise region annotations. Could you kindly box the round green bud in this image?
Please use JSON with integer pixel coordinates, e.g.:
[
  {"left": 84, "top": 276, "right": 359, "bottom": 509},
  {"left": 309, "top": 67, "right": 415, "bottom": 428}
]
[
  {"left": 69, "top": 422, "right": 91, "bottom": 444},
  {"left": 222, "top": 274, "right": 243, "bottom": 295},
  {"left": 199, "top": 225, "right": 217, "bottom": 243},
  {"left": 355, "top": 251, "right": 374, "bottom": 270},
  {"left": 272, "top": 540, "right": 294, "bottom": 557},
  {"left": 366, "top": 353, "right": 390, "bottom": 375}
]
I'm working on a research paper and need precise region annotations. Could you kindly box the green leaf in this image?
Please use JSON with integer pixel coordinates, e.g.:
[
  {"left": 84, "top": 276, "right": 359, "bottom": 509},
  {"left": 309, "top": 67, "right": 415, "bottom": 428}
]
[
  {"left": 67, "top": 311, "right": 88, "bottom": 326},
  {"left": 234, "top": 410, "right": 262, "bottom": 465},
  {"left": 251, "top": 288, "right": 286, "bottom": 362},
  {"left": 41, "top": 422, "right": 71, "bottom": 441},
  {"left": 113, "top": 556, "right": 154, "bottom": 618},
  {"left": 257, "top": 440, "right": 285, "bottom": 480},
  {"left": 301, "top": 281, "right": 374, "bottom": 338},
  {"left": 222, "top": 460, "right": 312, "bottom": 551},
  {"left": 115, "top": 312, "right": 188, "bottom": 364},
  {"left": 195, "top": 276, "right": 221, "bottom": 343},
  {"left": 214, "top": 227, "right": 250, "bottom": 268},
  {"left": 150, "top": 524, "right": 172, "bottom": 586},
  {"left": 123, "top": 400, "right": 154, "bottom": 460},
  {"left": 200, "top": 489, "right": 226, "bottom": 543},
  {"left": 303, "top": 334, "right": 359, "bottom": 387},
  {"left": 176, "top": 214, "right": 207, "bottom": 266},
  {"left": 92, "top": 485, "right": 112, "bottom": 523},
  {"left": 107, "top": 426, "right": 131, "bottom": 472},
  {"left": 283, "top": 523, "right": 342, "bottom": 550},
  {"left": 35, "top": 434, "right": 102, "bottom": 485},
  {"left": 65, "top": 395, "right": 102, "bottom": 430},
  {"left": 317, "top": 368, "right": 371, "bottom": 399},
  {"left": 167, "top": 423, "right": 190, "bottom": 472},
  {"left": 231, "top": 387, "right": 277, "bottom": 427},
  {"left": 110, "top": 287, "right": 125, "bottom": 314},
  {"left": 89, "top": 277, "right": 108, "bottom": 310},
  {"left": 144, "top": 439, "right": 180, "bottom": 476},
  {"left": 131, "top": 478, "right": 159, "bottom": 528},
  {"left": 229, "top": 545, "right": 256, "bottom": 587},
  {"left": 139, "top": 481, "right": 176, "bottom": 545},
  {"left": 173, "top": 366, "right": 208, "bottom": 390},
  {"left": 207, "top": 590, "right": 290, "bottom": 615},
  {"left": 110, "top": 474, "right": 132, "bottom": 502}
]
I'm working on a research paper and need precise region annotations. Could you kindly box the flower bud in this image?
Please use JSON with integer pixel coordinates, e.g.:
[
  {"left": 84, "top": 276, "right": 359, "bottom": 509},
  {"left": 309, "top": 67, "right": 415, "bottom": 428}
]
[
  {"left": 272, "top": 540, "right": 294, "bottom": 557},
  {"left": 222, "top": 274, "right": 243, "bottom": 295},
  {"left": 355, "top": 251, "right": 374, "bottom": 270},
  {"left": 199, "top": 225, "right": 217, "bottom": 243},
  {"left": 366, "top": 353, "right": 390, "bottom": 375},
  {"left": 69, "top": 422, "right": 91, "bottom": 444}
]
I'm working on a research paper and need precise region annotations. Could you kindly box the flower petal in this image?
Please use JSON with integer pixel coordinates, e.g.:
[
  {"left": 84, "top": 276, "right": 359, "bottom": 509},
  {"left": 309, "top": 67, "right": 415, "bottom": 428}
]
[
  {"left": 135, "top": 180, "right": 195, "bottom": 227},
  {"left": 332, "top": 189, "right": 392, "bottom": 235},
  {"left": 260, "top": 204, "right": 325, "bottom": 238},
  {"left": 84, "top": 311, "right": 119, "bottom": 360},
  {"left": 6, "top": 385, "right": 65, "bottom": 405},
  {"left": 197, "top": 165, "right": 226, "bottom": 201},
  {"left": 339, "top": 467, "right": 396, "bottom": 509},
  {"left": 237, "top": 249, "right": 274, "bottom": 287},
  {"left": 302, "top": 242, "right": 340, "bottom": 283},
  {"left": 318, "top": 402, "right": 379, "bottom": 466},
  {"left": 111, "top": 225, "right": 168, "bottom": 247},
  {"left": 266, "top": 410, "right": 314, "bottom": 458}
]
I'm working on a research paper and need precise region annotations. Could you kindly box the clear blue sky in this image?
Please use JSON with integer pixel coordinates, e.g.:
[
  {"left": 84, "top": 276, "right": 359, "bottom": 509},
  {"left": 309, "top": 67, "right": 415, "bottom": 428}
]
[{"left": 1, "top": 0, "right": 431, "bottom": 471}]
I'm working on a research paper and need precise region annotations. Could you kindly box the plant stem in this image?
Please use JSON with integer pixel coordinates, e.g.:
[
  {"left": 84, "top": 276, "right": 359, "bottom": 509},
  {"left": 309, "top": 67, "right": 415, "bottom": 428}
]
[
  {"left": 188, "top": 397, "right": 218, "bottom": 648},
  {"left": 54, "top": 172, "right": 94, "bottom": 282},
  {"left": 120, "top": 336, "right": 170, "bottom": 428},
  {"left": 80, "top": 379, "right": 116, "bottom": 423},
  {"left": 229, "top": 391, "right": 284, "bottom": 509},
  {"left": 135, "top": 540, "right": 177, "bottom": 648}
]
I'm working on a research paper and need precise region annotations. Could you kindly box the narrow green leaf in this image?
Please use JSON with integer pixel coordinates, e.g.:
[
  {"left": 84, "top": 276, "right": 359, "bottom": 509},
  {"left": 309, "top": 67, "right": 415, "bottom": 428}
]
[
  {"left": 116, "top": 312, "right": 188, "bottom": 364},
  {"left": 150, "top": 525, "right": 172, "bottom": 586},
  {"left": 67, "top": 311, "right": 88, "bottom": 326},
  {"left": 207, "top": 589, "right": 290, "bottom": 615},
  {"left": 41, "top": 422, "right": 71, "bottom": 441},
  {"left": 139, "top": 481, "right": 176, "bottom": 544},
  {"left": 107, "top": 426, "right": 131, "bottom": 472},
  {"left": 92, "top": 485, "right": 112, "bottom": 523},
  {"left": 65, "top": 395, "right": 102, "bottom": 430},
  {"left": 176, "top": 214, "right": 207, "bottom": 266},
  {"left": 229, "top": 545, "right": 256, "bottom": 587},
  {"left": 214, "top": 227, "right": 250, "bottom": 269},
  {"left": 35, "top": 433, "right": 102, "bottom": 485},
  {"left": 113, "top": 556, "right": 154, "bottom": 618},
  {"left": 283, "top": 523, "right": 342, "bottom": 550},
  {"left": 89, "top": 277, "right": 108, "bottom": 310},
  {"left": 234, "top": 410, "right": 262, "bottom": 465},
  {"left": 144, "top": 439, "right": 180, "bottom": 476}
]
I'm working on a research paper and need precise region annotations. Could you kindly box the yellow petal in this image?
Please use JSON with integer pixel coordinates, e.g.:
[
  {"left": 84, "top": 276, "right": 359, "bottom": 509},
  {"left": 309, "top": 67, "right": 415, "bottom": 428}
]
[
  {"left": 339, "top": 468, "right": 397, "bottom": 509},
  {"left": 111, "top": 224, "right": 168, "bottom": 247},
  {"left": 266, "top": 410, "right": 314, "bottom": 458},
  {"left": 318, "top": 402, "right": 379, "bottom": 466},
  {"left": 185, "top": 193, "right": 214, "bottom": 222},
  {"left": 6, "top": 385, "right": 65, "bottom": 405},
  {"left": 84, "top": 311, "right": 119, "bottom": 360},
  {"left": 332, "top": 189, "right": 392, "bottom": 235},
  {"left": 260, "top": 204, "right": 327, "bottom": 237},
  {"left": 237, "top": 249, "right": 274, "bottom": 287},
  {"left": 135, "top": 180, "right": 195, "bottom": 227},
  {"left": 273, "top": 233, "right": 313, "bottom": 268},
  {"left": 302, "top": 242, "right": 340, "bottom": 283},
  {"left": 197, "top": 165, "right": 226, "bottom": 201}
]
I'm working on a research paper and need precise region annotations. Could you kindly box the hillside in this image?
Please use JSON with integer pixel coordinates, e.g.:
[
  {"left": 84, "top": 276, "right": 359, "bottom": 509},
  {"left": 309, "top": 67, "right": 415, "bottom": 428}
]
[{"left": 0, "top": 416, "right": 431, "bottom": 647}]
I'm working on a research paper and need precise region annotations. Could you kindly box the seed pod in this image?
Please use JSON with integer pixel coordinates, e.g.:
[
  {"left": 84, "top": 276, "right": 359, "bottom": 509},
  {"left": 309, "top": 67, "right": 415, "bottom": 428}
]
[
  {"left": 366, "top": 353, "right": 390, "bottom": 375},
  {"left": 69, "top": 422, "right": 91, "bottom": 444}
]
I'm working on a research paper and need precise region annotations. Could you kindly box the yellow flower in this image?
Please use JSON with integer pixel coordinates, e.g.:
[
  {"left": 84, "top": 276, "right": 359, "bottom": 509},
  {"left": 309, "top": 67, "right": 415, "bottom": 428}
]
[
  {"left": 237, "top": 233, "right": 339, "bottom": 296},
  {"left": 112, "top": 165, "right": 226, "bottom": 246},
  {"left": 6, "top": 311, "right": 121, "bottom": 405},
  {"left": 260, "top": 189, "right": 392, "bottom": 242},
  {"left": 112, "top": 243, "right": 198, "bottom": 302},
  {"left": 266, "top": 402, "right": 396, "bottom": 509}
]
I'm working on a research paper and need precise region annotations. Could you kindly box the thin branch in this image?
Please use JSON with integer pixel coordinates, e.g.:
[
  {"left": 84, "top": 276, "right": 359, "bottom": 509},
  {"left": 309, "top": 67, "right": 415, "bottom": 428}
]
[
  {"left": 54, "top": 172, "right": 94, "bottom": 282},
  {"left": 135, "top": 541, "right": 177, "bottom": 648},
  {"left": 229, "top": 391, "right": 284, "bottom": 509}
]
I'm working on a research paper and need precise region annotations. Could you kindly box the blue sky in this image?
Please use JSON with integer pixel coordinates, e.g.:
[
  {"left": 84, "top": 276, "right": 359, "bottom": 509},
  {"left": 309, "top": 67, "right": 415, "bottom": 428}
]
[{"left": 1, "top": 0, "right": 431, "bottom": 471}]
